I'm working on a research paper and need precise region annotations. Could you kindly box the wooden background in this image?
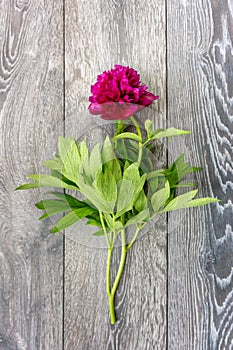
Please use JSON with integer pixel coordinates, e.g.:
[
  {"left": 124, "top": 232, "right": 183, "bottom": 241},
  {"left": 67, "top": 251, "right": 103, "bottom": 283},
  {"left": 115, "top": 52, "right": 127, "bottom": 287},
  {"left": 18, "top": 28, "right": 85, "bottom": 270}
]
[{"left": 0, "top": 0, "right": 232, "bottom": 349}]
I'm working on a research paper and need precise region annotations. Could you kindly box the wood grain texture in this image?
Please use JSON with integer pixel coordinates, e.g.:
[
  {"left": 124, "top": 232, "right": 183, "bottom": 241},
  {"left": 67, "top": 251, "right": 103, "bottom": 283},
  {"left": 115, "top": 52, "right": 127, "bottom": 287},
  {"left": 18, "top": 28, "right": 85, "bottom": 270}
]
[
  {"left": 0, "top": 1, "right": 63, "bottom": 349},
  {"left": 167, "top": 0, "right": 233, "bottom": 349},
  {"left": 64, "top": 0, "right": 167, "bottom": 349},
  {"left": 1, "top": 1, "right": 232, "bottom": 349}
]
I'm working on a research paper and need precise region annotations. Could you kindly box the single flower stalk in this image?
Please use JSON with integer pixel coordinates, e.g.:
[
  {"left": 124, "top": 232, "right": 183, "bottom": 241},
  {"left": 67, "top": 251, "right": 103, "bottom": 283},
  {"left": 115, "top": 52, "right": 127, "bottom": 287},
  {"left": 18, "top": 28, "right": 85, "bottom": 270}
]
[{"left": 16, "top": 66, "right": 220, "bottom": 325}]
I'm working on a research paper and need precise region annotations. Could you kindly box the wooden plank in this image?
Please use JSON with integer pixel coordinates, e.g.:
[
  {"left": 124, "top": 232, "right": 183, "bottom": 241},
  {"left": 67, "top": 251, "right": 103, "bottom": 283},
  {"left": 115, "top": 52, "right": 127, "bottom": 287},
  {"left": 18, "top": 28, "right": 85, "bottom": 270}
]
[
  {"left": 0, "top": 1, "right": 63, "bottom": 349},
  {"left": 64, "top": 0, "right": 167, "bottom": 348},
  {"left": 167, "top": 0, "right": 233, "bottom": 349}
]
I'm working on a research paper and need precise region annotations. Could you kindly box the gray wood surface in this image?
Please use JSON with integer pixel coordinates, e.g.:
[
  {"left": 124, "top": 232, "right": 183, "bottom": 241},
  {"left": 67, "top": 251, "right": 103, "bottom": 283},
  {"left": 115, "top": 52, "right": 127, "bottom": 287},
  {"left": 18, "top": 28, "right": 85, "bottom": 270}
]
[
  {"left": 0, "top": 1, "right": 63, "bottom": 349},
  {"left": 0, "top": 0, "right": 232, "bottom": 349},
  {"left": 167, "top": 0, "right": 233, "bottom": 349}
]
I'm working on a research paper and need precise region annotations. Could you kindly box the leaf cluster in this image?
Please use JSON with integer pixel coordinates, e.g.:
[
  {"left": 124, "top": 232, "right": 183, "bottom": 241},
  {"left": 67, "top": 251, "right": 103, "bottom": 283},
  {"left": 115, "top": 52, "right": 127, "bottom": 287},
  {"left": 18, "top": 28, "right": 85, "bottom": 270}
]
[{"left": 16, "top": 121, "right": 219, "bottom": 239}]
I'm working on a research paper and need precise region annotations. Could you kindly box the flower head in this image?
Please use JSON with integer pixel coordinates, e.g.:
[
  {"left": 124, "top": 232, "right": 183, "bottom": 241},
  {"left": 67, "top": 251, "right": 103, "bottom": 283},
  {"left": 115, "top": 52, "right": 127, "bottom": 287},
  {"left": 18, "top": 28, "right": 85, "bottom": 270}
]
[{"left": 88, "top": 65, "right": 159, "bottom": 120}]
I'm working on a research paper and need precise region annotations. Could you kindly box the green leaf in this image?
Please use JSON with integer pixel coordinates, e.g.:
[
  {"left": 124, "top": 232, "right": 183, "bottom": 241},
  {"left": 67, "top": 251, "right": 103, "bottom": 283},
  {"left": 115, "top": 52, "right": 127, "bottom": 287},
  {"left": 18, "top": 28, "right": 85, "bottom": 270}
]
[
  {"left": 102, "top": 214, "right": 123, "bottom": 232},
  {"left": 163, "top": 189, "right": 198, "bottom": 212},
  {"left": 93, "top": 228, "right": 105, "bottom": 236},
  {"left": 125, "top": 209, "right": 150, "bottom": 227},
  {"left": 151, "top": 181, "right": 170, "bottom": 212},
  {"left": 113, "top": 132, "right": 142, "bottom": 143},
  {"left": 121, "top": 163, "right": 147, "bottom": 205},
  {"left": 103, "top": 213, "right": 114, "bottom": 228},
  {"left": 79, "top": 140, "right": 89, "bottom": 160},
  {"left": 116, "top": 179, "right": 135, "bottom": 215},
  {"left": 86, "top": 218, "right": 102, "bottom": 227},
  {"left": 58, "top": 136, "right": 79, "bottom": 163},
  {"left": 58, "top": 136, "right": 81, "bottom": 184},
  {"left": 95, "top": 168, "right": 117, "bottom": 205},
  {"left": 103, "top": 159, "right": 122, "bottom": 184},
  {"left": 165, "top": 154, "right": 201, "bottom": 187},
  {"left": 102, "top": 136, "right": 115, "bottom": 164},
  {"left": 150, "top": 128, "right": 191, "bottom": 141},
  {"left": 114, "top": 220, "right": 124, "bottom": 232},
  {"left": 42, "top": 159, "right": 62, "bottom": 171},
  {"left": 192, "top": 167, "right": 202, "bottom": 172},
  {"left": 49, "top": 170, "right": 78, "bottom": 187},
  {"left": 124, "top": 160, "right": 130, "bottom": 171},
  {"left": 89, "top": 143, "right": 102, "bottom": 180},
  {"left": 47, "top": 192, "right": 87, "bottom": 209},
  {"left": 115, "top": 171, "right": 146, "bottom": 218},
  {"left": 35, "top": 193, "right": 97, "bottom": 220},
  {"left": 79, "top": 155, "right": 91, "bottom": 184},
  {"left": 85, "top": 211, "right": 102, "bottom": 226},
  {"left": 124, "top": 140, "right": 154, "bottom": 174},
  {"left": 35, "top": 199, "right": 71, "bottom": 211},
  {"left": 50, "top": 207, "right": 94, "bottom": 233},
  {"left": 118, "top": 139, "right": 138, "bottom": 162},
  {"left": 79, "top": 182, "right": 113, "bottom": 213},
  {"left": 123, "top": 163, "right": 140, "bottom": 185},
  {"left": 147, "top": 169, "right": 165, "bottom": 180},
  {"left": 115, "top": 139, "right": 128, "bottom": 160},
  {"left": 134, "top": 189, "right": 148, "bottom": 212},
  {"left": 171, "top": 182, "right": 195, "bottom": 188},
  {"left": 15, "top": 183, "right": 40, "bottom": 190},
  {"left": 145, "top": 119, "right": 153, "bottom": 137},
  {"left": 187, "top": 197, "right": 220, "bottom": 207},
  {"left": 36, "top": 199, "right": 72, "bottom": 220},
  {"left": 27, "top": 174, "right": 78, "bottom": 190},
  {"left": 134, "top": 174, "right": 147, "bottom": 202},
  {"left": 148, "top": 177, "right": 159, "bottom": 195}
]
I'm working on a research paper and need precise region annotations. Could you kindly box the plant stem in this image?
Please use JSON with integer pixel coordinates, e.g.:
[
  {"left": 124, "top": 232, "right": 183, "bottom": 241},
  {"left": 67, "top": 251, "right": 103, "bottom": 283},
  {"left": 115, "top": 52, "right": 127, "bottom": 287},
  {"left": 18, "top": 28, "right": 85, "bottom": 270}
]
[
  {"left": 137, "top": 142, "right": 143, "bottom": 167},
  {"left": 106, "top": 247, "right": 116, "bottom": 323},
  {"left": 130, "top": 116, "right": 143, "bottom": 167},
  {"left": 111, "top": 228, "right": 127, "bottom": 297},
  {"left": 126, "top": 225, "right": 141, "bottom": 251},
  {"left": 114, "top": 120, "right": 125, "bottom": 137},
  {"left": 108, "top": 293, "right": 116, "bottom": 324},
  {"left": 107, "top": 228, "right": 127, "bottom": 324},
  {"left": 99, "top": 211, "right": 111, "bottom": 248},
  {"left": 131, "top": 116, "right": 142, "bottom": 141},
  {"left": 106, "top": 247, "right": 112, "bottom": 295}
]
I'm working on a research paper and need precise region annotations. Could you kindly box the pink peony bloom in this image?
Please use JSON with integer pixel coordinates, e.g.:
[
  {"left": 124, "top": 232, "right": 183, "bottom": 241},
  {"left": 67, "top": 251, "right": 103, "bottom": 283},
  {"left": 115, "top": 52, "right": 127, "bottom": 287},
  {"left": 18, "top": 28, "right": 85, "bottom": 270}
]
[{"left": 88, "top": 65, "right": 159, "bottom": 120}]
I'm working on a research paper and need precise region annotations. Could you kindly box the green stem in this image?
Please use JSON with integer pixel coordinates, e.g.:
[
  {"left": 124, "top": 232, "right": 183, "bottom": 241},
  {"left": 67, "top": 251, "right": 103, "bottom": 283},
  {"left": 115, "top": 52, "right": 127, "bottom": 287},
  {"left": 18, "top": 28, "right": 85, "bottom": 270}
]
[
  {"left": 131, "top": 116, "right": 142, "bottom": 141},
  {"left": 106, "top": 247, "right": 112, "bottom": 295},
  {"left": 107, "top": 228, "right": 127, "bottom": 324},
  {"left": 111, "top": 229, "right": 127, "bottom": 297},
  {"left": 126, "top": 226, "right": 141, "bottom": 252},
  {"left": 137, "top": 143, "right": 143, "bottom": 167},
  {"left": 106, "top": 247, "right": 116, "bottom": 323},
  {"left": 114, "top": 120, "right": 125, "bottom": 137},
  {"left": 99, "top": 211, "right": 111, "bottom": 248},
  {"left": 127, "top": 212, "right": 160, "bottom": 252},
  {"left": 130, "top": 116, "right": 143, "bottom": 167},
  {"left": 108, "top": 293, "right": 116, "bottom": 324},
  {"left": 142, "top": 139, "right": 151, "bottom": 147}
]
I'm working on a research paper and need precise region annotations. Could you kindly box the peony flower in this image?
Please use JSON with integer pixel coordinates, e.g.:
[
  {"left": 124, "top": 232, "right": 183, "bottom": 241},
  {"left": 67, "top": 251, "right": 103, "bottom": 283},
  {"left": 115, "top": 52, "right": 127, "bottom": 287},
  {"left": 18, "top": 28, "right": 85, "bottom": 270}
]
[{"left": 88, "top": 65, "right": 159, "bottom": 120}]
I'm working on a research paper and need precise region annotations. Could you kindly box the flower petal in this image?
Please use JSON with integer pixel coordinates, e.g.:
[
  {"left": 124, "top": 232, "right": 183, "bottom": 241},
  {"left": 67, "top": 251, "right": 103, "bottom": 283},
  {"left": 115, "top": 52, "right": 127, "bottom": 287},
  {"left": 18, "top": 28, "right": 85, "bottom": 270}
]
[{"left": 89, "top": 65, "right": 159, "bottom": 119}]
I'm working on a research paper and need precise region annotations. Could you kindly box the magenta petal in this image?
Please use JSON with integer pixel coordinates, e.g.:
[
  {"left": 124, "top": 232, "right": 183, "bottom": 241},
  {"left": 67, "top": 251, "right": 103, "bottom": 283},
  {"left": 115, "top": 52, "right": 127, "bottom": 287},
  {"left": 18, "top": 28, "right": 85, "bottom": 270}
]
[
  {"left": 89, "top": 65, "right": 159, "bottom": 119},
  {"left": 139, "top": 93, "right": 159, "bottom": 106},
  {"left": 88, "top": 103, "right": 104, "bottom": 115},
  {"left": 100, "top": 103, "right": 143, "bottom": 121}
]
